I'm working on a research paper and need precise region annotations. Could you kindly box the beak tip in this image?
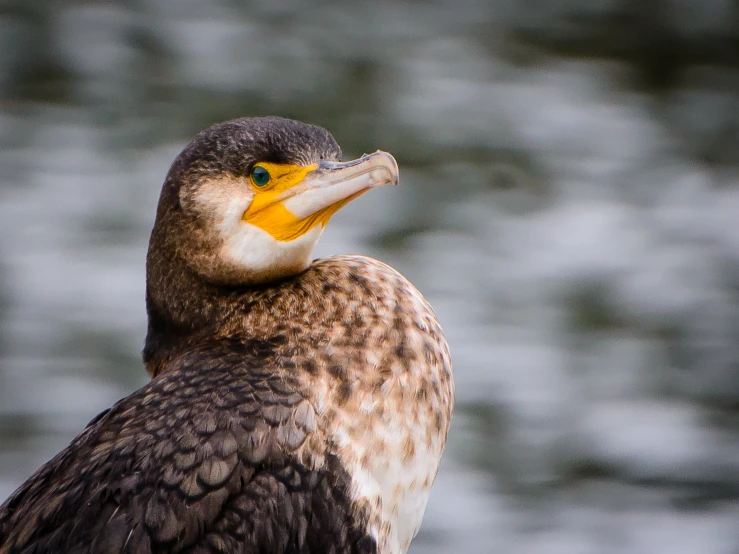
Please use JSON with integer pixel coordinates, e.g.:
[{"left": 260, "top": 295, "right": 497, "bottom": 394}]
[{"left": 373, "top": 150, "right": 400, "bottom": 188}]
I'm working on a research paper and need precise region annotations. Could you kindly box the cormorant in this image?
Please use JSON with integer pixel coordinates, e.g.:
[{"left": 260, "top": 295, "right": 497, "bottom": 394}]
[{"left": 0, "top": 116, "right": 454, "bottom": 554}]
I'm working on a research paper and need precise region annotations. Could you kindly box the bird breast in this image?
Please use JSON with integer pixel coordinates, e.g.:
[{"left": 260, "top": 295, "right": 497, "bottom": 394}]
[{"left": 293, "top": 256, "right": 454, "bottom": 554}]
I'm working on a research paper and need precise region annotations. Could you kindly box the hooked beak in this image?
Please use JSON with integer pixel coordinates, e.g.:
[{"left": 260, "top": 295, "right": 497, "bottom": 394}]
[
  {"left": 242, "top": 151, "right": 399, "bottom": 242},
  {"left": 281, "top": 151, "right": 399, "bottom": 218}
]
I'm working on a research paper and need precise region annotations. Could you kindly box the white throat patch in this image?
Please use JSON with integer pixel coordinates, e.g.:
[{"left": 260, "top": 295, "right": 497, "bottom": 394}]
[{"left": 222, "top": 220, "right": 323, "bottom": 283}]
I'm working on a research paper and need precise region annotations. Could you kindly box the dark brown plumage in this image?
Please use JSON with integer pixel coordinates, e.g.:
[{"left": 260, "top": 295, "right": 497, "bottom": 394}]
[{"left": 0, "top": 117, "right": 454, "bottom": 554}]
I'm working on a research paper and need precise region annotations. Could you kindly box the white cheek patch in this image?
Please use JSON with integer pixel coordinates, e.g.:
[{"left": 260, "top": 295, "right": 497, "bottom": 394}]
[
  {"left": 214, "top": 195, "right": 252, "bottom": 234},
  {"left": 222, "top": 222, "right": 323, "bottom": 280}
]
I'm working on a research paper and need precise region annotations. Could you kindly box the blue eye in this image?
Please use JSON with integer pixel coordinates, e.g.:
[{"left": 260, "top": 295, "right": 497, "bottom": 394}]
[{"left": 251, "top": 166, "right": 271, "bottom": 187}]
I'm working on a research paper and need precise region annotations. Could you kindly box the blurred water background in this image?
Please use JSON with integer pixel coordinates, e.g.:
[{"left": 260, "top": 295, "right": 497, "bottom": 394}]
[{"left": 1, "top": 1, "right": 739, "bottom": 552}]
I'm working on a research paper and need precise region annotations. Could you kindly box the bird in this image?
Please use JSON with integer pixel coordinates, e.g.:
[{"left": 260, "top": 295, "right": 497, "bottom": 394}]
[{"left": 0, "top": 116, "right": 454, "bottom": 554}]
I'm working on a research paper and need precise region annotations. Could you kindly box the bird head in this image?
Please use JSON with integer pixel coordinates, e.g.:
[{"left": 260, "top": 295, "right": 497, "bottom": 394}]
[{"left": 148, "top": 116, "right": 398, "bottom": 287}]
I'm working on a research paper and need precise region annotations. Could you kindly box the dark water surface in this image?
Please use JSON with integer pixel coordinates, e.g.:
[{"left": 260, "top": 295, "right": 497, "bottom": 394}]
[{"left": 2, "top": 1, "right": 739, "bottom": 552}]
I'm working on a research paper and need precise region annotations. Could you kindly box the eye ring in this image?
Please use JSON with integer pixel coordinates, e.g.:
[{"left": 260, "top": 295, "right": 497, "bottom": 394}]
[{"left": 250, "top": 165, "right": 271, "bottom": 187}]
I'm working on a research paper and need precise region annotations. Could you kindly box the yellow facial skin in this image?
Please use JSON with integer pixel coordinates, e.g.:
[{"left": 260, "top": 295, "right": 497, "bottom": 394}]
[
  {"left": 241, "top": 152, "right": 399, "bottom": 242},
  {"left": 242, "top": 162, "right": 325, "bottom": 242}
]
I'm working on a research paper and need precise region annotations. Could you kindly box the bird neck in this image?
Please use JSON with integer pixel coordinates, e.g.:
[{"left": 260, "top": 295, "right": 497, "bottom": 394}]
[
  {"left": 143, "top": 250, "right": 315, "bottom": 378},
  {"left": 143, "top": 260, "right": 223, "bottom": 377}
]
